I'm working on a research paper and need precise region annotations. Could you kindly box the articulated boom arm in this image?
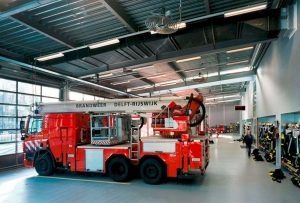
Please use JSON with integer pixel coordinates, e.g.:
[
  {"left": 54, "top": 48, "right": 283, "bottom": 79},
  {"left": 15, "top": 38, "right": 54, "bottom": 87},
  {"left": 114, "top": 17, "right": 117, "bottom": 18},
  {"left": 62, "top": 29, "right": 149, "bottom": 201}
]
[{"left": 33, "top": 97, "right": 188, "bottom": 114}]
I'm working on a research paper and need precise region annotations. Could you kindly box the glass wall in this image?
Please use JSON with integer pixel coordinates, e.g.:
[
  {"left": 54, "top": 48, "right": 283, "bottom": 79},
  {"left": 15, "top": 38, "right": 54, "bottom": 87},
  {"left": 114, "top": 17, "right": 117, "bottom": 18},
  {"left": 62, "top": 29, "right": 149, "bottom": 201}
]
[
  {"left": 0, "top": 78, "right": 59, "bottom": 156},
  {"left": 69, "top": 91, "right": 105, "bottom": 101},
  {"left": 0, "top": 78, "right": 106, "bottom": 157}
]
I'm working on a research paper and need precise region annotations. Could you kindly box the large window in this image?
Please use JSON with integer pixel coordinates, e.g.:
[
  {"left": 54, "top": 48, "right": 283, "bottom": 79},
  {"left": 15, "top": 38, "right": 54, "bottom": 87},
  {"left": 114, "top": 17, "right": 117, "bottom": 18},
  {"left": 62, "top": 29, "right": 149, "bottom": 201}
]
[
  {"left": 42, "top": 86, "right": 59, "bottom": 98},
  {"left": 0, "top": 79, "right": 59, "bottom": 156},
  {"left": 0, "top": 78, "right": 16, "bottom": 92},
  {"left": 69, "top": 91, "right": 105, "bottom": 101},
  {"left": 18, "top": 82, "right": 41, "bottom": 95},
  {"left": 0, "top": 105, "right": 16, "bottom": 116},
  {"left": 0, "top": 92, "right": 16, "bottom": 103},
  {"left": 0, "top": 78, "right": 106, "bottom": 157}
]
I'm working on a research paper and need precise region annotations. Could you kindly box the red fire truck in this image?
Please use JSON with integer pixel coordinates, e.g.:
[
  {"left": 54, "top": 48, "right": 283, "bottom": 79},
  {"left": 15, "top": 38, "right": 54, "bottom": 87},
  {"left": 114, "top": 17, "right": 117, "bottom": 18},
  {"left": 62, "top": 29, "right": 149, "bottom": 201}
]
[{"left": 21, "top": 94, "right": 209, "bottom": 184}]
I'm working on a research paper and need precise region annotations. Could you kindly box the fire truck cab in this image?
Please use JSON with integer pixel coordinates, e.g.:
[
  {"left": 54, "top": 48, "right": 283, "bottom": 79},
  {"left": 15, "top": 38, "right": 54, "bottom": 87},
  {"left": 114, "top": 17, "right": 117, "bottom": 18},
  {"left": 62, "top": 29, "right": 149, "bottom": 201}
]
[{"left": 21, "top": 95, "right": 209, "bottom": 184}]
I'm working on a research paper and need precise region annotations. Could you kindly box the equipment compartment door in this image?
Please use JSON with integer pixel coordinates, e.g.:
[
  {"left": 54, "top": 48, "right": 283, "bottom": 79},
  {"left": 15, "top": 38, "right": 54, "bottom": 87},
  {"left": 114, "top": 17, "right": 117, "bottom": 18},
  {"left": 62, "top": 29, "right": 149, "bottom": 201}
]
[
  {"left": 85, "top": 149, "right": 104, "bottom": 172},
  {"left": 60, "top": 128, "right": 68, "bottom": 165}
]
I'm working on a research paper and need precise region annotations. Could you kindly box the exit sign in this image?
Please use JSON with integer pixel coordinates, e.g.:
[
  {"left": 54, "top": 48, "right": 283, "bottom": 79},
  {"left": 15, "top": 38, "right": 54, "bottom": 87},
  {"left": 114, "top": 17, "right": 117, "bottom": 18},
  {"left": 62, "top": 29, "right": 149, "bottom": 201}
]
[{"left": 235, "top": 105, "right": 246, "bottom": 111}]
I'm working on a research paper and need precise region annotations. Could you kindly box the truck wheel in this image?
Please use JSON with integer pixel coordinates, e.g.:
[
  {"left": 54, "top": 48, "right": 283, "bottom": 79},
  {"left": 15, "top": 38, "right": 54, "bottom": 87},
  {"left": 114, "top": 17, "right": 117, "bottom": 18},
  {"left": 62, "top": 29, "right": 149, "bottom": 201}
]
[
  {"left": 35, "top": 154, "right": 54, "bottom": 176},
  {"left": 108, "top": 156, "right": 130, "bottom": 182},
  {"left": 140, "top": 158, "right": 165, "bottom": 184}
]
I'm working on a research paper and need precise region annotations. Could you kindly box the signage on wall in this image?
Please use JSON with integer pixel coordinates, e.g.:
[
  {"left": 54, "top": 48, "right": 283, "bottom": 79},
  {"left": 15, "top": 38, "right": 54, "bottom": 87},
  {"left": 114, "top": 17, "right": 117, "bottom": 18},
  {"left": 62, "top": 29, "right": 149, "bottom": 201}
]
[{"left": 235, "top": 105, "right": 246, "bottom": 111}]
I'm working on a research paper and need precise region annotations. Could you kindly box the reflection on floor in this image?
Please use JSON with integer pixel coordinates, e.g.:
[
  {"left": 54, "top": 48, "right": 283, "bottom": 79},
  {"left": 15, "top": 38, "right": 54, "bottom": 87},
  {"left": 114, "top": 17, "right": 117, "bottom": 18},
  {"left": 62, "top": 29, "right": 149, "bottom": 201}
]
[{"left": 0, "top": 134, "right": 299, "bottom": 203}]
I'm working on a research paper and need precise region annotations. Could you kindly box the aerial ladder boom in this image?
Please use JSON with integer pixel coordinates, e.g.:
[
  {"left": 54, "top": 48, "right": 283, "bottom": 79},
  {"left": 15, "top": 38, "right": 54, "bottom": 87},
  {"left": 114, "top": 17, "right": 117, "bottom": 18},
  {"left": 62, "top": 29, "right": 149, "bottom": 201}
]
[{"left": 33, "top": 97, "right": 188, "bottom": 114}]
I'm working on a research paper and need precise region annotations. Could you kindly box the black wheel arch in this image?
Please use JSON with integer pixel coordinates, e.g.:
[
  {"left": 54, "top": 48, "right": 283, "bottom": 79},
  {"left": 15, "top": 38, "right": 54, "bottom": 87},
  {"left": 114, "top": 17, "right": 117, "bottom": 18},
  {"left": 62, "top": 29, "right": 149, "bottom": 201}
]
[
  {"left": 34, "top": 149, "right": 56, "bottom": 168},
  {"left": 139, "top": 155, "right": 167, "bottom": 171},
  {"left": 105, "top": 154, "right": 131, "bottom": 172}
]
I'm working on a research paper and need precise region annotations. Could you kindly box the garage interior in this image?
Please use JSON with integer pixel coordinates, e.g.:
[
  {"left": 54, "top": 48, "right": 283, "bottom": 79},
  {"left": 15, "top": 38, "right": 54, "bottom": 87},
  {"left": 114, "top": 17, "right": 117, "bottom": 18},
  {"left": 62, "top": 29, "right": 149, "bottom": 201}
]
[{"left": 0, "top": 0, "right": 300, "bottom": 202}]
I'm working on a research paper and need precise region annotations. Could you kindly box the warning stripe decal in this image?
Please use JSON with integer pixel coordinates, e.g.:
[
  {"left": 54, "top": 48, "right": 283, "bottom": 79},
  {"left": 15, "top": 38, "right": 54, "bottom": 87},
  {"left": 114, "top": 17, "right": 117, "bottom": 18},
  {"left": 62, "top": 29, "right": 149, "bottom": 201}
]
[
  {"left": 24, "top": 139, "right": 48, "bottom": 153},
  {"left": 25, "top": 142, "right": 31, "bottom": 151},
  {"left": 29, "top": 141, "right": 35, "bottom": 150}
]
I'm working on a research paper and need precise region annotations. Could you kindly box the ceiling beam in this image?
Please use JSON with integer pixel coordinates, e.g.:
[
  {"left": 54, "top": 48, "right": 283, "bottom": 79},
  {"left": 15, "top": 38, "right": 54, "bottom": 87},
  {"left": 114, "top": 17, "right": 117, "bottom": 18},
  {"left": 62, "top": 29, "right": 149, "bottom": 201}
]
[
  {"left": 271, "top": 0, "right": 284, "bottom": 9},
  {"left": 0, "top": 64, "right": 63, "bottom": 88},
  {"left": 131, "top": 73, "right": 155, "bottom": 86},
  {"left": 78, "top": 37, "right": 276, "bottom": 77},
  {"left": 0, "top": 0, "right": 58, "bottom": 19},
  {"left": 0, "top": 47, "right": 27, "bottom": 62},
  {"left": 203, "top": 0, "right": 211, "bottom": 15},
  {"left": 11, "top": 14, "right": 77, "bottom": 48},
  {"left": 37, "top": 10, "right": 280, "bottom": 68},
  {"left": 101, "top": 0, "right": 137, "bottom": 32},
  {"left": 167, "top": 62, "right": 186, "bottom": 81},
  {"left": 203, "top": 88, "right": 247, "bottom": 97},
  {"left": 11, "top": 12, "right": 105, "bottom": 74},
  {"left": 139, "top": 72, "right": 255, "bottom": 96},
  {"left": 0, "top": 55, "right": 139, "bottom": 97}
]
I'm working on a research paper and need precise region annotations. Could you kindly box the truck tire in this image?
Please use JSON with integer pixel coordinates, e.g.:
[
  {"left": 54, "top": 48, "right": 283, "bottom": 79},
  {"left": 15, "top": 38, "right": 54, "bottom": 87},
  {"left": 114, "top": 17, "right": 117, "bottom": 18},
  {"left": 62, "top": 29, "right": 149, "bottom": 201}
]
[
  {"left": 108, "top": 156, "right": 130, "bottom": 182},
  {"left": 35, "top": 154, "right": 54, "bottom": 176},
  {"left": 140, "top": 158, "right": 165, "bottom": 184}
]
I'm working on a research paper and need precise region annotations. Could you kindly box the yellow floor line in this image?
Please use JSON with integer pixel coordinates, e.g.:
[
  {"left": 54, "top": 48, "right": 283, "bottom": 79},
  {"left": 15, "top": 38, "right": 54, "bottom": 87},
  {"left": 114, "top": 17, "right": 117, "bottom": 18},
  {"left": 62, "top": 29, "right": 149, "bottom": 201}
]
[{"left": 36, "top": 175, "right": 130, "bottom": 185}]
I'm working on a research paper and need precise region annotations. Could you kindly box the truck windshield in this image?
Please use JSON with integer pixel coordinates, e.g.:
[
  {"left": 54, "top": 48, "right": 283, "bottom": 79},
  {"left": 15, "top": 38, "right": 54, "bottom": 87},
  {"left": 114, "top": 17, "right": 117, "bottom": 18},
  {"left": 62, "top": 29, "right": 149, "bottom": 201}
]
[{"left": 27, "top": 117, "right": 43, "bottom": 134}]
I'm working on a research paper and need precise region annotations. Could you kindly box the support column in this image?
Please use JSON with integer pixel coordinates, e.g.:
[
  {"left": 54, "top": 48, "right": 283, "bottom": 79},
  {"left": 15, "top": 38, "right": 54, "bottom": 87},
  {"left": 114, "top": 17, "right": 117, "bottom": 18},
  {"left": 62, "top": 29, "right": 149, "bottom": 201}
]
[
  {"left": 239, "top": 112, "right": 243, "bottom": 136},
  {"left": 275, "top": 115, "right": 282, "bottom": 169},
  {"left": 60, "top": 81, "right": 70, "bottom": 101},
  {"left": 269, "top": 115, "right": 285, "bottom": 182}
]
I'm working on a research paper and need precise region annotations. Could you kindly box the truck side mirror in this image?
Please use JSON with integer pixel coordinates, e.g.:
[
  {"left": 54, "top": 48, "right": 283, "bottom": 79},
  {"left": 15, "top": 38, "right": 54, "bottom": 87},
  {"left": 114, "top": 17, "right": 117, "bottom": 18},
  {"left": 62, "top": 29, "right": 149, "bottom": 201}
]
[{"left": 20, "top": 120, "right": 25, "bottom": 131}]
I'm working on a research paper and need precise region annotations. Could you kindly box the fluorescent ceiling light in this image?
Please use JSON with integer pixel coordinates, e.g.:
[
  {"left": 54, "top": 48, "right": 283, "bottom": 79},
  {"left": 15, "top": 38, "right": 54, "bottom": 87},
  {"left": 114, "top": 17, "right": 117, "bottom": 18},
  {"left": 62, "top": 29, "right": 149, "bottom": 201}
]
[
  {"left": 218, "top": 99, "right": 241, "bottom": 103},
  {"left": 220, "top": 67, "right": 250, "bottom": 75},
  {"left": 177, "top": 22, "right": 186, "bottom": 29},
  {"left": 147, "top": 74, "right": 165, "bottom": 79},
  {"left": 156, "top": 79, "right": 181, "bottom": 86},
  {"left": 89, "top": 38, "right": 120, "bottom": 49},
  {"left": 132, "top": 66, "right": 153, "bottom": 71},
  {"left": 98, "top": 73, "right": 113, "bottom": 78},
  {"left": 159, "top": 82, "right": 177, "bottom": 87},
  {"left": 206, "top": 99, "right": 241, "bottom": 105},
  {"left": 226, "top": 60, "right": 249, "bottom": 66},
  {"left": 176, "top": 56, "right": 201, "bottom": 63},
  {"left": 224, "top": 3, "right": 267, "bottom": 18},
  {"left": 184, "top": 68, "right": 206, "bottom": 73},
  {"left": 206, "top": 94, "right": 240, "bottom": 101},
  {"left": 206, "top": 96, "right": 223, "bottom": 101},
  {"left": 109, "top": 69, "right": 123, "bottom": 74},
  {"left": 185, "top": 72, "right": 218, "bottom": 82},
  {"left": 207, "top": 72, "right": 219, "bottom": 77},
  {"left": 111, "top": 81, "right": 130, "bottom": 85},
  {"left": 36, "top": 53, "right": 64, "bottom": 61},
  {"left": 224, "top": 94, "right": 240, "bottom": 98},
  {"left": 226, "top": 46, "right": 253, "bottom": 53},
  {"left": 128, "top": 85, "right": 152, "bottom": 92}
]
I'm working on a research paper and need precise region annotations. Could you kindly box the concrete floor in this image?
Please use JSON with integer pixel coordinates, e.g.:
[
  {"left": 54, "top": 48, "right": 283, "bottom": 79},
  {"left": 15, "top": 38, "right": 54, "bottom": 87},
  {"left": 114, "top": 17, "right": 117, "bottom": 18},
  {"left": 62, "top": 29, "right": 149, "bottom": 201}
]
[{"left": 0, "top": 134, "right": 299, "bottom": 203}]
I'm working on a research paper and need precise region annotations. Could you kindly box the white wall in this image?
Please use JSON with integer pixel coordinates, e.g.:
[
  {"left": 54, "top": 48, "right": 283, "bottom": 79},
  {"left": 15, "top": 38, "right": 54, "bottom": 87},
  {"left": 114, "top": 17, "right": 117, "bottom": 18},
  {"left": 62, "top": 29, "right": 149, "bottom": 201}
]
[
  {"left": 208, "top": 101, "right": 240, "bottom": 127},
  {"left": 242, "top": 1, "right": 300, "bottom": 119},
  {"left": 256, "top": 1, "right": 300, "bottom": 118}
]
